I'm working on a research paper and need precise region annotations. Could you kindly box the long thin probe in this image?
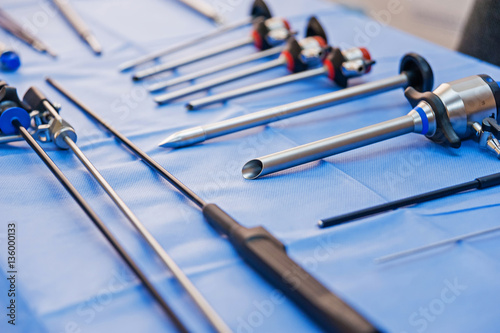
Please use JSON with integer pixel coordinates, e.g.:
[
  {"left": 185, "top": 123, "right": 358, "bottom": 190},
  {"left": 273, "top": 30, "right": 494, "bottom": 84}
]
[
  {"left": 320, "top": 173, "right": 500, "bottom": 228},
  {"left": 39, "top": 100, "right": 231, "bottom": 333},
  {"left": 12, "top": 119, "right": 188, "bottom": 333},
  {"left": 0, "top": 8, "right": 57, "bottom": 58},
  {"left": 376, "top": 225, "right": 500, "bottom": 264},
  {"left": 51, "top": 0, "right": 102, "bottom": 55}
]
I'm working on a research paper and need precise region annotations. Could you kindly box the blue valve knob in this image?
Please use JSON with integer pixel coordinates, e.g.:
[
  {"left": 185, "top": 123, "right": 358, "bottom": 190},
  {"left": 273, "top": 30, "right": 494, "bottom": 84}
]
[{"left": 0, "top": 50, "right": 21, "bottom": 72}]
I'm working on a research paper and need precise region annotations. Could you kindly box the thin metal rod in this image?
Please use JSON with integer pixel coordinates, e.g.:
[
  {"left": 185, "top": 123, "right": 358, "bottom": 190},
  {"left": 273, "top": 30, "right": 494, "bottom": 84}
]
[
  {"left": 319, "top": 181, "right": 479, "bottom": 228},
  {"left": 62, "top": 135, "right": 230, "bottom": 333},
  {"left": 155, "top": 57, "right": 286, "bottom": 104},
  {"left": 51, "top": 0, "right": 102, "bottom": 55},
  {"left": 0, "top": 8, "right": 57, "bottom": 58},
  {"left": 159, "top": 73, "right": 409, "bottom": 148},
  {"left": 13, "top": 121, "right": 188, "bottom": 333},
  {"left": 242, "top": 115, "right": 417, "bottom": 179},
  {"left": 47, "top": 77, "right": 206, "bottom": 208},
  {"left": 148, "top": 45, "right": 284, "bottom": 92},
  {"left": 176, "top": 0, "right": 223, "bottom": 24},
  {"left": 118, "top": 17, "right": 252, "bottom": 71},
  {"left": 187, "top": 66, "right": 327, "bottom": 110},
  {"left": 133, "top": 36, "right": 254, "bottom": 81},
  {"left": 376, "top": 225, "right": 500, "bottom": 263}
]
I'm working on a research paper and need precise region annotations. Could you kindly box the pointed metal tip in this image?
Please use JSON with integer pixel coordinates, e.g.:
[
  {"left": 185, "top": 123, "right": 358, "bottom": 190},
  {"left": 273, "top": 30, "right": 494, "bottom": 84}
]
[{"left": 158, "top": 127, "right": 207, "bottom": 148}]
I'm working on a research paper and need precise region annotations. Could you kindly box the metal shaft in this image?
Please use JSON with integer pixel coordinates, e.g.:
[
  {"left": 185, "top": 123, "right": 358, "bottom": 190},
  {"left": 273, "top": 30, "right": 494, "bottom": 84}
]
[
  {"left": 155, "top": 57, "right": 286, "bottom": 104},
  {"left": 0, "top": 8, "right": 57, "bottom": 58},
  {"left": 242, "top": 115, "right": 418, "bottom": 180},
  {"left": 376, "top": 225, "right": 500, "bottom": 263},
  {"left": 13, "top": 121, "right": 187, "bottom": 333},
  {"left": 187, "top": 66, "right": 328, "bottom": 110},
  {"left": 133, "top": 36, "right": 254, "bottom": 81},
  {"left": 319, "top": 181, "right": 479, "bottom": 228},
  {"left": 60, "top": 133, "right": 231, "bottom": 332},
  {"left": 176, "top": 0, "right": 223, "bottom": 23},
  {"left": 159, "top": 73, "right": 410, "bottom": 148},
  {"left": 118, "top": 17, "right": 252, "bottom": 71},
  {"left": 52, "top": 0, "right": 102, "bottom": 55},
  {"left": 148, "top": 45, "right": 284, "bottom": 92}
]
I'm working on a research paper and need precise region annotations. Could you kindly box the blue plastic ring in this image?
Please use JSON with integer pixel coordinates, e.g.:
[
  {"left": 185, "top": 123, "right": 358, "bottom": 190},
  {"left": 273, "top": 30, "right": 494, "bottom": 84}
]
[
  {"left": 414, "top": 106, "right": 429, "bottom": 135},
  {"left": 0, "top": 107, "right": 31, "bottom": 135}
]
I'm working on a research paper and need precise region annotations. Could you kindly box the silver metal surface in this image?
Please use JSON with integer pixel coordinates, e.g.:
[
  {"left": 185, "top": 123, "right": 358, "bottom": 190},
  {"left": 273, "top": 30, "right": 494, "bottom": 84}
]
[
  {"left": 433, "top": 75, "right": 497, "bottom": 138},
  {"left": 187, "top": 66, "right": 327, "bottom": 110},
  {"left": 62, "top": 135, "right": 231, "bottom": 333},
  {"left": 243, "top": 116, "right": 416, "bottom": 179},
  {"left": 241, "top": 75, "right": 499, "bottom": 179},
  {"left": 148, "top": 46, "right": 284, "bottom": 92},
  {"left": 159, "top": 74, "right": 410, "bottom": 148},
  {"left": 155, "top": 57, "right": 286, "bottom": 104},
  {"left": 118, "top": 17, "right": 252, "bottom": 71},
  {"left": 176, "top": 0, "right": 223, "bottom": 23},
  {"left": 0, "top": 8, "right": 57, "bottom": 57},
  {"left": 133, "top": 36, "right": 254, "bottom": 80},
  {"left": 52, "top": 0, "right": 102, "bottom": 55}
]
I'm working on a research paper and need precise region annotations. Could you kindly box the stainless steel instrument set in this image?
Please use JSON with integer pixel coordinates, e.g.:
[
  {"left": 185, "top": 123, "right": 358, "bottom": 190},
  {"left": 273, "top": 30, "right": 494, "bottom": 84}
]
[{"left": 2, "top": 0, "right": 500, "bottom": 332}]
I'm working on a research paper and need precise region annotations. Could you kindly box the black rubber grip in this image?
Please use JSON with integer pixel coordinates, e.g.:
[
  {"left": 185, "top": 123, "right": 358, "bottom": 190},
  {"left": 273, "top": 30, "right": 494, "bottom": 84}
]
[
  {"left": 202, "top": 204, "right": 379, "bottom": 333},
  {"left": 477, "top": 173, "right": 500, "bottom": 189}
]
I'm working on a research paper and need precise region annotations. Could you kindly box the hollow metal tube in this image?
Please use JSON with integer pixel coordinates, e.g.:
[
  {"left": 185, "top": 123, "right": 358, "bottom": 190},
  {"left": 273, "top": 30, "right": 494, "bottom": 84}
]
[
  {"left": 187, "top": 66, "right": 328, "bottom": 109},
  {"left": 242, "top": 115, "right": 417, "bottom": 179},
  {"left": 133, "top": 36, "right": 254, "bottom": 80},
  {"left": 159, "top": 73, "right": 410, "bottom": 148},
  {"left": 63, "top": 136, "right": 231, "bottom": 333},
  {"left": 155, "top": 57, "right": 286, "bottom": 104},
  {"left": 148, "top": 46, "right": 284, "bottom": 92},
  {"left": 119, "top": 17, "right": 252, "bottom": 71}
]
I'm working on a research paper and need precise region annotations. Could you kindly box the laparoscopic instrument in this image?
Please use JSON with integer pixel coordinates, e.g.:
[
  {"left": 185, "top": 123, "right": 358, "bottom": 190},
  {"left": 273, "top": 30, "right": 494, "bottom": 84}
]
[
  {"left": 320, "top": 167, "right": 500, "bottom": 228},
  {"left": 0, "top": 8, "right": 57, "bottom": 58},
  {"left": 119, "top": 0, "right": 273, "bottom": 72},
  {"left": 148, "top": 16, "right": 325, "bottom": 93},
  {"left": 0, "top": 82, "right": 231, "bottom": 332},
  {"left": 47, "top": 77, "right": 381, "bottom": 333},
  {"left": 175, "top": 0, "right": 223, "bottom": 24},
  {"left": 184, "top": 46, "right": 374, "bottom": 109},
  {"left": 132, "top": 16, "right": 293, "bottom": 81},
  {"left": 153, "top": 16, "right": 334, "bottom": 104},
  {"left": 242, "top": 75, "right": 500, "bottom": 180},
  {"left": 51, "top": 0, "right": 102, "bottom": 55},
  {"left": 159, "top": 53, "right": 431, "bottom": 148}
]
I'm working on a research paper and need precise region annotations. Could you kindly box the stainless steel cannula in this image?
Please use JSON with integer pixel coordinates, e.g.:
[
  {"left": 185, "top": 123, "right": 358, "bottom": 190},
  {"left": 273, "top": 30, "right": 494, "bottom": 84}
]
[
  {"left": 185, "top": 46, "right": 374, "bottom": 109},
  {"left": 242, "top": 75, "right": 500, "bottom": 179},
  {"left": 158, "top": 53, "right": 430, "bottom": 148},
  {"left": 119, "top": 0, "right": 273, "bottom": 71},
  {"left": 148, "top": 16, "right": 327, "bottom": 92},
  {"left": 19, "top": 87, "right": 232, "bottom": 333},
  {"left": 132, "top": 16, "right": 292, "bottom": 81},
  {"left": 147, "top": 46, "right": 284, "bottom": 92}
]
